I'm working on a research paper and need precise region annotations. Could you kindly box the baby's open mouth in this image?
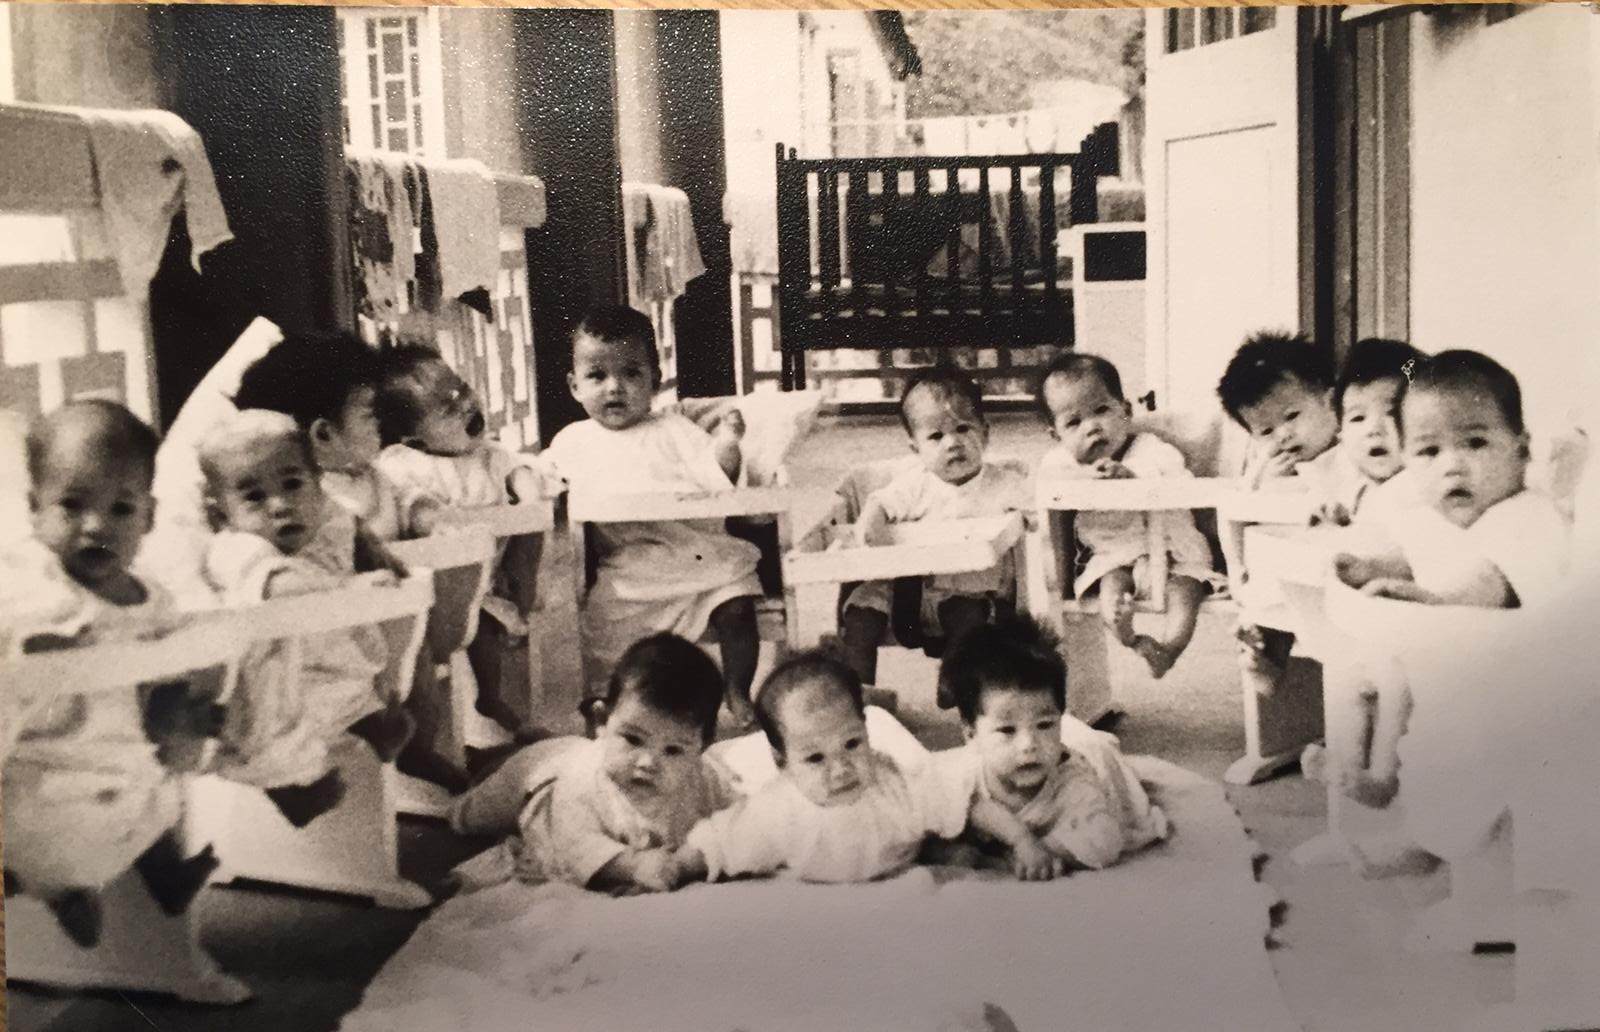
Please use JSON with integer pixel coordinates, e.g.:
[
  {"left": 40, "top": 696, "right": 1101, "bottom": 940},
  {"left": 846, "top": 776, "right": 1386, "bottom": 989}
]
[
  {"left": 74, "top": 545, "right": 113, "bottom": 566},
  {"left": 465, "top": 411, "right": 486, "bottom": 438},
  {"left": 1367, "top": 445, "right": 1390, "bottom": 458},
  {"left": 276, "top": 523, "right": 306, "bottom": 544}
]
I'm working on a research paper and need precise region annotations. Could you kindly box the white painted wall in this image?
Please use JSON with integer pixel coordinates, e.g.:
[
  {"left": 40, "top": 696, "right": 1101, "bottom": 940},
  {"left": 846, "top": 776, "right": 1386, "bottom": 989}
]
[{"left": 1409, "top": 6, "right": 1600, "bottom": 440}]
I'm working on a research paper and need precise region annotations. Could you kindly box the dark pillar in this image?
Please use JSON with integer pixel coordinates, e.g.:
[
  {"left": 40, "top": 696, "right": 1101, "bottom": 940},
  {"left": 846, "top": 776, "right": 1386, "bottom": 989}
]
[
  {"left": 512, "top": 10, "right": 626, "bottom": 444},
  {"left": 147, "top": 5, "right": 351, "bottom": 425},
  {"left": 656, "top": 12, "right": 735, "bottom": 399}
]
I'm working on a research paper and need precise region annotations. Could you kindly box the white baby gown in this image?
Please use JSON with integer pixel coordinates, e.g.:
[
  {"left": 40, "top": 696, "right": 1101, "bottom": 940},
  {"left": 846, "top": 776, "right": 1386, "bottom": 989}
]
[
  {"left": 203, "top": 511, "right": 387, "bottom": 788},
  {"left": 0, "top": 539, "right": 185, "bottom": 894},
  {"left": 540, "top": 412, "right": 762, "bottom": 674},
  {"left": 1038, "top": 434, "right": 1220, "bottom": 599},
  {"left": 684, "top": 749, "right": 970, "bottom": 884}
]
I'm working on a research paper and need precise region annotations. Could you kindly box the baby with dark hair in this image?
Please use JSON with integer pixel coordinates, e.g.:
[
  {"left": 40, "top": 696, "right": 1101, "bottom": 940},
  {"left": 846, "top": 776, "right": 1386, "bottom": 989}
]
[
  {"left": 489, "top": 633, "right": 736, "bottom": 895},
  {"left": 2, "top": 401, "right": 220, "bottom": 948},
  {"left": 930, "top": 613, "right": 1169, "bottom": 877},
  {"left": 537, "top": 306, "right": 762, "bottom": 733}
]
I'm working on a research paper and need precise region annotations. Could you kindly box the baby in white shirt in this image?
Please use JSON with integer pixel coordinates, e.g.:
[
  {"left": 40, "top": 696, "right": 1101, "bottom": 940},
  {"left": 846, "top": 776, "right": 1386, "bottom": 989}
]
[
  {"left": 537, "top": 307, "right": 762, "bottom": 732},
  {"left": 1037, "top": 353, "right": 1219, "bottom": 679},
  {"left": 841, "top": 370, "right": 1032, "bottom": 706},
  {"left": 1334, "top": 350, "right": 1570, "bottom": 875},
  {"left": 672, "top": 652, "right": 972, "bottom": 885},
  {"left": 2, "top": 401, "right": 220, "bottom": 948},
  {"left": 928, "top": 613, "right": 1169, "bottom": 877}
]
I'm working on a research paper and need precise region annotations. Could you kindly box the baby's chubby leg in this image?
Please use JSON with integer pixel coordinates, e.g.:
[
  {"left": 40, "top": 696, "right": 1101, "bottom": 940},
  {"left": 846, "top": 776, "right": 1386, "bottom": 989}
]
[
  {"left": 1096, "top": 567, "right": 1138, "bottom": 647},
  {"left": 840, "top": 603, "right": 888, "bottom": 689},
  {"left": 710, "top": 595, "right": 760, "bottom": 730},
  {"left": 1133, "top": 574, "right": 1205, "bottom": 679},
  {"left": 934, "top": 595, "right": 992, "bottom": 709}
]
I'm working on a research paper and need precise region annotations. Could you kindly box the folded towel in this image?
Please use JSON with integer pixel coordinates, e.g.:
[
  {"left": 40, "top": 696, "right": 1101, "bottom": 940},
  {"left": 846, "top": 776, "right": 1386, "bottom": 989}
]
[
  {"left": 426, "top": 159, "right": 502, "bottom": 302},
  {"left": 72, "top": 107, "right": 233, "bottom": 294}
]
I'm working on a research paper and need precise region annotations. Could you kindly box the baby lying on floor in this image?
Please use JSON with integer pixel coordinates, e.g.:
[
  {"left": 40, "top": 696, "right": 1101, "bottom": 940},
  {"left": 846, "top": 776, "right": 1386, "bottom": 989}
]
[
  {"left": 451, "top": 633, "right": 736, "bottom": 896},
  {"left": 927, "top": 613, "right": 1170, "bottom": 877}
]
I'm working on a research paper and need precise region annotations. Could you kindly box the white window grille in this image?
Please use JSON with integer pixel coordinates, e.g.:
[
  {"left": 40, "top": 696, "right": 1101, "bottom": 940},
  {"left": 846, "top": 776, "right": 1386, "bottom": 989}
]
[{"left": 336, "top": 9, "right": 447, "bottom": 159}]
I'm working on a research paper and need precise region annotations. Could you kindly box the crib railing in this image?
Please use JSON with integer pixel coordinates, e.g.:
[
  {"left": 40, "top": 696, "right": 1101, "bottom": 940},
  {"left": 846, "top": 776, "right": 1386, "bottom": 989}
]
[{"left": 774, "top": 122, "right": 1120, "bottom": 386}]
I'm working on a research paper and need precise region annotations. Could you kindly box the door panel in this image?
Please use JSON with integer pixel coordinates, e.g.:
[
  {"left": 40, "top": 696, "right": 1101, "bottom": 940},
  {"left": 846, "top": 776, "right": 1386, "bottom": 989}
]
[{"left": 1144, "top": 8, "right": 1302, "bottom": 435}]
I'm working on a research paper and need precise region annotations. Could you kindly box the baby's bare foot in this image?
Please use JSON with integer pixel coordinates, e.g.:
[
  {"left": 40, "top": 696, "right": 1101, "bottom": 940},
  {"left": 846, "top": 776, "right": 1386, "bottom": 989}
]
[
  {"left": 1348, "top": 836, "right": 1440, "bottom": 880},
  {"left": 1105, "top": 592, "right": 1137, "bottom": 647},
  {"left": 1342, "top": 770, "right": 1400, "bottom": 810},
  {"left": 723, "top": 691, "right": 758, "bottom": 734},
  {"left": 1132, "top": 635, "right": 1175, "bottom": 679},
  {"left": 1300, "top": 743, "right": 1327, "bottom": 783}
]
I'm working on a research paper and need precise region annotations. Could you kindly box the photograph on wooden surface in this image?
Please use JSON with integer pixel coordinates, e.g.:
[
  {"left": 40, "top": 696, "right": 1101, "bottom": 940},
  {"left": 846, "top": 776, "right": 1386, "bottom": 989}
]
[{"left": 1, "top": 3, "right": 1597, "bottom": 1029}]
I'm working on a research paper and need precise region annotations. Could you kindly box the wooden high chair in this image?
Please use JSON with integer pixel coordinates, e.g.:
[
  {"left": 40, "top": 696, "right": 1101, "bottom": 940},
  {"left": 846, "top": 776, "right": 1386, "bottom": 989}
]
[
  {"left": 188, "top": 573, "right": 434, "bottom": 909},
  {"left": 783, "top": 457, "right": 1032, "bottom": 675},
  {"left": 1322, "top": 580, "right": 1522, "bottom": 955},
  {"left": 568, "top": 486, "right": 814, "bottom": 690},
  {"left": 3, "top": 620, "right": 254, "bottom": 1004}
]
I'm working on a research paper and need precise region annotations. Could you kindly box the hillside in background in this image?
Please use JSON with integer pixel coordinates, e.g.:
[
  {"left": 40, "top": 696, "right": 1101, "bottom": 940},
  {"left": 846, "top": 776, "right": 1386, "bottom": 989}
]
[{"left": 904, "top": 10, "right": 1145, "bottom": 119}]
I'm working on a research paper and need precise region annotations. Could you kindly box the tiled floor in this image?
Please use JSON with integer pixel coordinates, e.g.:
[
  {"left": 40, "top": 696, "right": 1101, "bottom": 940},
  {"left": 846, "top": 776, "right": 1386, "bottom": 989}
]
[{"left": 7, "top": 413, "right": 1513, "bottom": 1031}]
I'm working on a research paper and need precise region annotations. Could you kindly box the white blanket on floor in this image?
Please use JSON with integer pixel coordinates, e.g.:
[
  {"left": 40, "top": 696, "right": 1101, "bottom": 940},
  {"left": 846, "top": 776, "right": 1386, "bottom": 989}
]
[{"left": 341, "top": 758, "right": 1297, "bottom": 1032}]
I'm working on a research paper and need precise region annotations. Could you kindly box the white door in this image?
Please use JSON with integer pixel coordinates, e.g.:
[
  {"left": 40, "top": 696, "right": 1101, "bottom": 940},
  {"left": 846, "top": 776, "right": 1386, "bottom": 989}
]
[{"left": 1143, "top": 8, "right": 1303, "bottom": 422}]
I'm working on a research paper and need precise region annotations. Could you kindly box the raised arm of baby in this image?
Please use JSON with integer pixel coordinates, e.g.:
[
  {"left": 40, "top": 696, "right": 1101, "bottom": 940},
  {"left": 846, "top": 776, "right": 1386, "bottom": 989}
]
[
  {"left": 968, "top": 798, "right": 1065, "bottom": 881},
  {"left": 711, "top": 410, "right": 745, "bottom": 485}
]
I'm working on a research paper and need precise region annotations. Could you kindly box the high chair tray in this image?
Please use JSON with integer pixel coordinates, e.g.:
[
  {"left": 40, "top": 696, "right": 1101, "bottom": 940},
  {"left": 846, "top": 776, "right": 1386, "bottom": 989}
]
[
  {"left": 783, "top": 513, "right": 1023, "bottom": 586},
  {"left": 1243, "top": 525, "right": 1337, "bottom": 587},
  {"left": 436, "top": 499, "right": 555, "bottom": 536},
  {"left": 1037, "top": 475, "right": 1247, "bottom": 513},
  {"left": 1217, "top": 484, "right": 1314, "bottom": 525},
  {"left": 568, "top": 486, "right": 815, "bottom": 523}
]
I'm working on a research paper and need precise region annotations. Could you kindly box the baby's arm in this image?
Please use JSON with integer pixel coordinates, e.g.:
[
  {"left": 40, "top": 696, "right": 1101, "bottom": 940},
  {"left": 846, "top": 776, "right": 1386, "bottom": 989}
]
[
  {"left": 674, "top": 793, "right": 787, "bottom": 882},
  {"left": 590, "top": 848, "right": 679, "bottom": 895},
  {"left": 710, "top": 410, "right": 745, "bottom": 485},
  {"left": 506, "top": 464, "right": 542, "bottom": 506},
  {"left": 968, "top": 798, "right": 1064, "bottom": 881},
  {"left": 1242, "top": 443, "right": 1300, "bottom": 489},
  {"left": 857, "top": 496, "right": 894, "bottom": 547},
  {"left": 1039, "top": 772, "right": 1123, "bottom": 871}
]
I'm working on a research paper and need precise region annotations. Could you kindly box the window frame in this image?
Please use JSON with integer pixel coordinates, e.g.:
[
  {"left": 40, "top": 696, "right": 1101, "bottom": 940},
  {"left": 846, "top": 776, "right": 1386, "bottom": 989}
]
[{"left": 336, "top": 8, "right": 448, "bottom": 160}]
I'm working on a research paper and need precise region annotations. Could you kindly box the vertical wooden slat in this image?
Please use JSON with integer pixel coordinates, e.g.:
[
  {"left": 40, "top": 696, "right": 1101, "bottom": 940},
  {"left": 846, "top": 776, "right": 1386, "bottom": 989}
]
[
  {"left": 945, "top": 164, "right": 961, "bottom": 313},
  {"left": 913, "top": 167, "right": 930, "bottom": 314},
  {"left": 882, "top": 167, "right": 900, "bottom": 314},
  {"left": 1354, "top": 24, "right": 1379, "bottom": 342},
  {"left": 818, "top": 169, "right": 841, "bottom": 295},
  {"left": 1039, "top": 161, "right": 1059, "bottom": 301},
  {"left": 847, "top": 169, "right": 868, "bottom": 316},
  {"left": 1008, "top": 164, "right": 1026, "bottom": 309},
  {"left": 1331, "top": 23, "right": 1358, "bottom": 360},
  {"left": 977, "top": 164, "right": 993, "bottom": 317},
  {"left": 775, "top": 143, "right": 806, "bottom": 390},
  {"left": 1378, "top": 16, "right": 1410, "bottom": 340}
]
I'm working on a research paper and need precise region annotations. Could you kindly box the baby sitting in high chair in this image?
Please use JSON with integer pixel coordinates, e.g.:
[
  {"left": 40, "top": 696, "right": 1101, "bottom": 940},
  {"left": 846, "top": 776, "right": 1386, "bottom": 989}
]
[
  {"left": 840, "top": 369, "right": 1032, "bottom": 709},
  {"left": 927, "top": 613, "right": 1170, "bottom": 877},
  {"left": 1036, "top": 353, "right": 1219, "bottom": 678},
  {"left": 536, "top": 306, "right": 763, "bottom": 733},
  {"left": 1, "top": 401, "right": 221, "bottom": 948},
  {"left": 1332, "top": 350, "right": 1571, "bottom": 875},
  {"left": 199, "top": 410, "right": 410, "bottom": 827},
  {"left": 373, "top": 343, "right": 542, "bottom": 534}
]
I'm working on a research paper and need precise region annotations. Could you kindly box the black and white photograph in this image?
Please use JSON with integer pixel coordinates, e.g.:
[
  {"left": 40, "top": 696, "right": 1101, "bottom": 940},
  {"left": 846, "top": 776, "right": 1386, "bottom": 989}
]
[{"left": 0, "top": 3, "right": 1597, "bottom": 1029}]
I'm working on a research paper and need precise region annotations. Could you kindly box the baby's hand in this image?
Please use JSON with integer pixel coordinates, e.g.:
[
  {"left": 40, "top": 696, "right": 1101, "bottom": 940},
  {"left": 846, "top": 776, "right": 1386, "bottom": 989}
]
[
  {"left": 631, "top": 849, "right": 678, "bottom": 893},
  {"left": 1333, "top": 553, "right": 1378, "bottom": 589},
  {"left": 713, "top": 409, "right": 746, "bottom": 441},
  {"left": 1360, "top": 578, "right": 1432, "bottom": 603},
  {"left": 410, "top": 497, "right": 446, "bottom": 536},
  {"left": 1309, "top": 501, "right": 1352, "bottom": 528},
  {"left": 1091, "top": 458, "right": 1134, "bottom": 480},
  {"left": 1011, "top": 837, "right": 1063, "bottom": 882}
]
